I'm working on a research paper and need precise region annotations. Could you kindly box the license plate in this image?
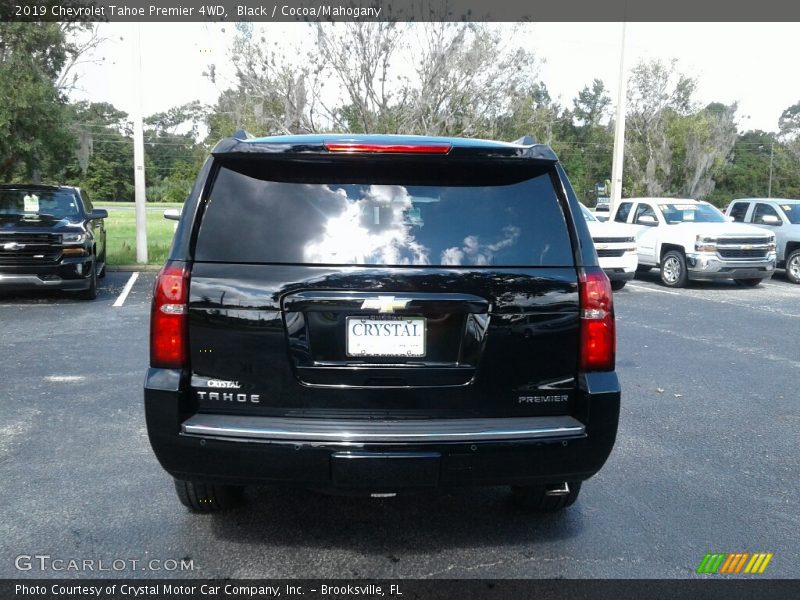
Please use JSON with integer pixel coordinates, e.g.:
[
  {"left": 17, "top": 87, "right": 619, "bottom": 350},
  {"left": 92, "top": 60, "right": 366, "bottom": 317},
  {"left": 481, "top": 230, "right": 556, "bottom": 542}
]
[{"left": 346, "top": 317, "right": 426, "bottom": 357}]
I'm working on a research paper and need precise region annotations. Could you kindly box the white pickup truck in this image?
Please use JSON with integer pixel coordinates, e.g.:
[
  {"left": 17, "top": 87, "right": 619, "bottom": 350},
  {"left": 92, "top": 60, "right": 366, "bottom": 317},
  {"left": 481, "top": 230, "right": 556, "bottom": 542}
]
[
  {"left": 579, "top": 204, "right": 638, "bottom": 290},
  {"left": 725, "top": 198, "right": 800, "bottom": 284},
  {"left": 612, "top": 198, "right": 776, "bottom": 287}
]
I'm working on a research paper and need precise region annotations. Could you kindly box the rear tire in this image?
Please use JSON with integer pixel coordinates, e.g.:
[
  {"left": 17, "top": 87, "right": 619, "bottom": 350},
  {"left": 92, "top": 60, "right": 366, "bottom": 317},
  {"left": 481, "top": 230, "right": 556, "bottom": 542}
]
[
  {"left": 511, "top": 482, "right": 582, "bottom": 512},
  {"left": 660, "top": 250, "right": 688, "bottom": 288},
  {"left": 734, "top": 278, "right": 762, "bottom": 287},
  {"left": 785, "top": 249, "right": 800, "bottom": 284},
  {"left": 173, "top": 479, "right": 244, "bottom": 512},
  {"left": 77, "top": 259, "right": 97, "bottom": 300},
  {"left": 610, "top": 280, "right": 627, "bottom": 291}
]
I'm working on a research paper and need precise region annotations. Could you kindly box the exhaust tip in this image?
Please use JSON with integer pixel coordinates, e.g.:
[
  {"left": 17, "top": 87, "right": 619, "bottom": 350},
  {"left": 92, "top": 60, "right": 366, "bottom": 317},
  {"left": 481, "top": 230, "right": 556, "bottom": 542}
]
[{"left": 544, "top": 482, "right": 570, "bottom": 497}]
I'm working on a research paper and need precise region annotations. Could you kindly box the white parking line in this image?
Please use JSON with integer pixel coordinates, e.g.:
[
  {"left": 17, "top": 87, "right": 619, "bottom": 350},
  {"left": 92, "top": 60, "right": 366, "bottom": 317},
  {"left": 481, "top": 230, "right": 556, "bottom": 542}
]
[
  {"left": 627, "top": 284, "right": 681, "bottom": 296},
  {"left": 113, "top": 272, "right": 139, "bottom": 307}
]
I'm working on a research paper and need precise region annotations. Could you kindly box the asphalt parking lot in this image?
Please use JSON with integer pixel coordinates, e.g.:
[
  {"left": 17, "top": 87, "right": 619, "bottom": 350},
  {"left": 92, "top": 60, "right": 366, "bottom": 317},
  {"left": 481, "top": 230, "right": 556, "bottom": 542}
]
[{"left": 0, "top": 271, "right": 797, "bottom": 579}]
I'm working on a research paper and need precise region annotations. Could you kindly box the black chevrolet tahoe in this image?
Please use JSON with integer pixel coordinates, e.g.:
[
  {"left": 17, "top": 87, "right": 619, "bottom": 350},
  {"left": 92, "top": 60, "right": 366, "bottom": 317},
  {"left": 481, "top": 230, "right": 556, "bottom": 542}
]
[
  {"left": 144, "top": 134, "right": 621, "bottom": 513},
  {"left": 0, "top": 185, "right": 107, "bottom": 300}
]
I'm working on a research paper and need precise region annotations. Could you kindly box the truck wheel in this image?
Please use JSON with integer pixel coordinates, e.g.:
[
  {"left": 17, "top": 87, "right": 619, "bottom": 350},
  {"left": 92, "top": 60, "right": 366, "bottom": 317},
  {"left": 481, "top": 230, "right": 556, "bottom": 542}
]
[
  {"left": 77, "top": 259, "right": 98, "bottom": 300},
  {"left": 511, "top": 482, "right": 582, "bottom": 512},
  {"left": 786, "top": 249, "right": 800, "bottom": 284},
  {"left": 734, "top": 278, "right": 762, "bottom": 287},
  {"left": 660, "top": 251, "right": 688, "bottom": 288},
  {"left": 173, "top": 479, "right": 244, "bottom": 512},
  {"left": 610, "top": 280, "right": 627, "bottom": 291}
]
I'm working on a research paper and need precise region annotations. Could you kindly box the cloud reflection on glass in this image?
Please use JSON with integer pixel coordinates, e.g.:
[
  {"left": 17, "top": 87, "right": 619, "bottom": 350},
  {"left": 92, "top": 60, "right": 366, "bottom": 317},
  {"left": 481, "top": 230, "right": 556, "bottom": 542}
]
[{"left": 303, "top": 185, "right": 524, "bottom": 267}]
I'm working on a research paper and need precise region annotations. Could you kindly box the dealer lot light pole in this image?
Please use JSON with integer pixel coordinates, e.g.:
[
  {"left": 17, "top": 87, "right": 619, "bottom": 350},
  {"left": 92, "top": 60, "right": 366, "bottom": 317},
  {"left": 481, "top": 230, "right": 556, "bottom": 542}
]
[
  {"left": 768, "top": 142, "right": 774, "bottom": 198},
  {"left": 609, "top": 22, "right": 628, "bottom": 220},
  {"left": 132, "top": 23, "right": 148, "bottom": 264}
]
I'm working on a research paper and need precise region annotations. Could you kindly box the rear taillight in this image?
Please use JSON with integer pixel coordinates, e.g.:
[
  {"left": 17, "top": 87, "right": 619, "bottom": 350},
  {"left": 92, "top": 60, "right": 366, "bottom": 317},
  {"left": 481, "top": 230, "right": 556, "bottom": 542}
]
[
  {"left": 578, "top": 268, "right": 615, "bottom": 371},
  {"left": 150, "top": 263, "right": 189, "bottom": 369},
  {"left": 323, "top": 141, "right": 451, "bottom": 154}
]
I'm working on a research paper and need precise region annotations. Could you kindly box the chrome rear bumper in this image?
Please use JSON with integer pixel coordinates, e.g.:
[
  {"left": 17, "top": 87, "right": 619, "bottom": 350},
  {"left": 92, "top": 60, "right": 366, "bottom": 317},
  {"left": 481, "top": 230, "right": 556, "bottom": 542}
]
[{"left": 181, "top": 414, "right": 586, "bottom": 444}]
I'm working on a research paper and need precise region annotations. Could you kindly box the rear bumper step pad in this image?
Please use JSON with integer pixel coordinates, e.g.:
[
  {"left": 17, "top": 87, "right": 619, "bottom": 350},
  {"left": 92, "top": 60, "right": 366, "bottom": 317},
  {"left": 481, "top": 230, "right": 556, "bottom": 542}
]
[{"left": 181, "top": 414, "right": 586, "bottom": 444}]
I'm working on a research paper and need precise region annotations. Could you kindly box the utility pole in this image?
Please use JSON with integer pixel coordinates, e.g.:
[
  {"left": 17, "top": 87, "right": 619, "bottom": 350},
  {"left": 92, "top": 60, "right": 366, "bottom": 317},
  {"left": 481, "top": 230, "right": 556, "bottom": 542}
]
[
  {"left": 132, "top": 23, "right": 148, "bottom": 264},
  {"left": 609, "top": 22, "right": 628, "bottom": 220},
  {"left": 768, "top": 142, "right": 774, "bottom": 198}
]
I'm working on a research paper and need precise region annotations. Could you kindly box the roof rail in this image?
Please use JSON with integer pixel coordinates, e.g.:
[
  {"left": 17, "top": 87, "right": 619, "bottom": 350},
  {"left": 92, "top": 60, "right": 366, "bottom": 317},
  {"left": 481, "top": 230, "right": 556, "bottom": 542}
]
[
  {"left": 232, "top": 129, "right": 254, "bottom": 140},
  {"left": 512, "top": 135, "right": 536, "bottom": 145}
]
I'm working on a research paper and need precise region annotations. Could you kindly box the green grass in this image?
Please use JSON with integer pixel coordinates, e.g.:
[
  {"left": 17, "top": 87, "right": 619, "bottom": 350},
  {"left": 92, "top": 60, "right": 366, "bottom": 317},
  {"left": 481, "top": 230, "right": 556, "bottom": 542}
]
[
  {"left": 99, "top": 201, "right": 184, "bottom": 209},
  {"left": 104, "top": 208, "right": 178, "bottom": 265}
]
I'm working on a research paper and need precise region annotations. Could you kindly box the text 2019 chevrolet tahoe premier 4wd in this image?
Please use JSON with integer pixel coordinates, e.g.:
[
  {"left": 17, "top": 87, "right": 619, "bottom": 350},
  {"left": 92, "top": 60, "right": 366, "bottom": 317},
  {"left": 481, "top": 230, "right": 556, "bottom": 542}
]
[{"left": 144, "top": 134, "right": 621, "bottom": 513}]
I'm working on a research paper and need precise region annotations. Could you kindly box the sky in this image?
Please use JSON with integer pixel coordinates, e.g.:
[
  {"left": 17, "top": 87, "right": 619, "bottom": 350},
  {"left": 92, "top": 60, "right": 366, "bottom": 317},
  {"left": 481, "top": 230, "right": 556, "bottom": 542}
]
[{"left": 70, "top": 22, "right": 800, "bottom": 134}]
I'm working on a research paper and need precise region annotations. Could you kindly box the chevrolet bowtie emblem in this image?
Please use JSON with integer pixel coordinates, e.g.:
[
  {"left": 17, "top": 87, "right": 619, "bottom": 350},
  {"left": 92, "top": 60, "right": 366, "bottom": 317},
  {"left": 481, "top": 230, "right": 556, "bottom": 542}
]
[
  {"left": 3, "top": 242, "right": 25, "bottom": 251},
  {"left": 360, "top": 296, "right": 411, "bottom": 314}
]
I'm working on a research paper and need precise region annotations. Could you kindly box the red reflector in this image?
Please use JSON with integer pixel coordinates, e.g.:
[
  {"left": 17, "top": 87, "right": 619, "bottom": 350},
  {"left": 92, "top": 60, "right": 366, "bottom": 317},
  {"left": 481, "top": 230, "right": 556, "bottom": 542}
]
[
  {"left": 150, "top": 263, "right": 189, "bottom": 369},
  {"left": 578, "top": 268, "right": 615, "bottom": 371},
  {"left": 323, "top": 142, "right": 451, "bottom": 154}
]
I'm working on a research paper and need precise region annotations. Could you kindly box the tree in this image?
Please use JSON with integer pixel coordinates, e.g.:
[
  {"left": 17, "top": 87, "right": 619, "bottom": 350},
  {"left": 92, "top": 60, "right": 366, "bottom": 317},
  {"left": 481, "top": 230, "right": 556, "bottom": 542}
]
[
  {"left": 624, "top": 59, "right": 696, "bottom": 196},
  {"left": 778, "top": 100, "right": 800, "bottom": 163},
  {"left": 316, "top": 22, "right": 403, "bottom": 133},
  {"left": 64, "top": 102, "right": 134, "bottom": 202},
  {"left": 483, "top": 82, "right": 562, "bottom": 146},
  {"left": 144, "top": 102, "right": 206, "bottom": 202},
  {"left": 670, "top": 102, "right": 737, "bottom": 199},
  {"left": 215, "top": 23, "right": 540, "bottom": 138},
  {"left": 561, "top": 80, "right": 614, "bottom": 202},
  {"left": 711, "top": 130, "right": 800, "bottom": 204},
  {"left": 56, "top": 23, "right": 104, "bottom": 94},
  {"left": 0, "top": 23, "right": 75, "bottom": 181},
  {"left": 204, "top": 22, "right": 318, "bottom": 139},
  {"left": 573, "top": 79, "right": 612, "bottom": 128},
  {"left": 398, "top": 23, "right": 538, "bottom": 137}
]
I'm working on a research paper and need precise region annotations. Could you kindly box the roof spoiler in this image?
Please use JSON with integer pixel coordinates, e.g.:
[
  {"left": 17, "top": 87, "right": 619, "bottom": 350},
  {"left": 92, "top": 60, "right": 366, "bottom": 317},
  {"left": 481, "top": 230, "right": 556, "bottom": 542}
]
[
  {"left": 210, "top": 134, "right": 559, "bottom": 161},
  {"left": 512, "top": 135, "right": 536, "bottom": 145},
  {"left": 232, "top": 129, "right": 254, "bottom": 140}
]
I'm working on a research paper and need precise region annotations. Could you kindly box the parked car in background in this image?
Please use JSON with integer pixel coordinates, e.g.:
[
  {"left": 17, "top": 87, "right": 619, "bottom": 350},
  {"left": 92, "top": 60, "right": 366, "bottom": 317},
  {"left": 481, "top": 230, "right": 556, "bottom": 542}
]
[
  {"left": 726, "top": 198, "right": 800, "bottom": 284},
  {"left": 593, "top": 197, "right": 611, "bottom": 221},
  {"left": 145, "top": 133, "right": 621, "bottom": 514},
  {"left": 580, "top": 203, "right": 637, "bottom": 290},
  {"left": 594, "top": 196, "right": 610, "bottom": 213},
  {"left": 0, "top": 185, "right": 107, "bottom": 299},
  {"left": 612, "top": 198, "right": 776, "bottom": 288}
]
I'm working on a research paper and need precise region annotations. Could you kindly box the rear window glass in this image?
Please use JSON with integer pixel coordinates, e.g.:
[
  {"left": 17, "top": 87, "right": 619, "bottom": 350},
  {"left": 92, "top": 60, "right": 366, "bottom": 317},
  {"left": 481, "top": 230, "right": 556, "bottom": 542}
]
[{"left": 195, "top": 160, "right": 573, "bottom": 267}]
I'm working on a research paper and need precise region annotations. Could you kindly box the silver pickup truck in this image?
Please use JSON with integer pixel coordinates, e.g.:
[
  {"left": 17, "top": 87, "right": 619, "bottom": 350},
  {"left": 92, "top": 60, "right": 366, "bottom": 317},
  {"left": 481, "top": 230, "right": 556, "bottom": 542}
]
[{"left": 726, "top": 199, "right": 800, "bottom": 284}]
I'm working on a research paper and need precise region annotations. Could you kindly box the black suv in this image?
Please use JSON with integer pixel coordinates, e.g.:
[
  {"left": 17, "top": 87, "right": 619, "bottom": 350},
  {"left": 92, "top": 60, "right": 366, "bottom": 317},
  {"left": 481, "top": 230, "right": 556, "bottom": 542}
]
[
  {"left": 144, "top": 134, "right": 620, "bottom": 512},
  {"left": 0, "top": 185, "right": 107, "bottom": 300}
]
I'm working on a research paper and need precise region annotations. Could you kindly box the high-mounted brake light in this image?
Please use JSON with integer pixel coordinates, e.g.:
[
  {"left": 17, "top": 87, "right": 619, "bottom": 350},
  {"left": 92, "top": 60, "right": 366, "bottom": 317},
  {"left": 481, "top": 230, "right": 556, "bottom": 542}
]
[
  {"left": 323, "top": 142, "right": 451, "bottom": 154},
  {"left": 150, "top": 263, "right": 189, "bottom": 369},
  {"left": 578, "top": 268, "right": 615, "bottom": 372}
]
